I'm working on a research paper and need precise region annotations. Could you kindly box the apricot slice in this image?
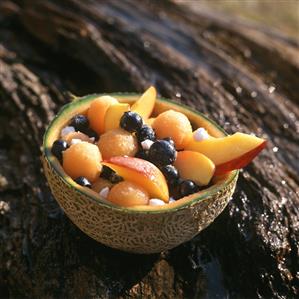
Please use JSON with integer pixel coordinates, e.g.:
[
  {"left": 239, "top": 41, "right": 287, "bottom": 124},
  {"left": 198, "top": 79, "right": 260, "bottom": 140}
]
[
  {"left": 98, "top": 128, "right": 138, "bottom": 159},
  {"left": 174, "top": 151, "right": 215, "bottom": 186},
  {"left": 63, "top": 131, "right": 93, "bottom": 145},
  {"left": 87, "top": 96, "right": 118, "bottom": 134},
  {"left": 104, "top": 103, "right": 130, "bottom": 132},
  {"left": 102, "top": 156, "right": 169, "bottom": 202},
  {"left": 131, "top": 86, "right": 156, "bottom": 119},
  {"left": 185, "top": 132, "right": 267, "bottom": 175},
  {"left": 152, "top": 110, "right": 192, "bottom": 150},
  {"left": 63, "top": 142, "right": 102, "bottom": 182},
  {"left": 107, "top": 181, "right": 149, "bottom": 207},
  {"left": 145, "top": 117, "right": 156, "bottom": 127}
]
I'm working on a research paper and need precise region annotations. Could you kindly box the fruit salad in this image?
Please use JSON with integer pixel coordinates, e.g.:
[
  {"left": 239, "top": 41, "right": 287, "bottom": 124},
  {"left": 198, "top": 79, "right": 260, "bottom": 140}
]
[{"left": 51, "top": 87, "right": 266, "bottom": 207}]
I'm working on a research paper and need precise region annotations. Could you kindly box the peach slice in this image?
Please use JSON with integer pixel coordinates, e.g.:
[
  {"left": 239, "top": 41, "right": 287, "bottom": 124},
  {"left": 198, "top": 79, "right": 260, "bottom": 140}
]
[
  {"left": 104, "top": 102, "right": 130, "bottom": 132},
  {"left": 174, "top": 151, "right": 215, "bottom": 186},
  {"left": 185, "top": 132, "right": 267, "bottom": 175},
  {"left": 145, "top": 117, "right": 156, "bottom": 127},
  {"left": 102, "top": 156, "right": 169, "bottom": 202},
  {"left": 131, "top": 86, "right": 156, "bottom": 119},
  {"left": 87, "top": 96, "right": 118, "bottom": 134}
]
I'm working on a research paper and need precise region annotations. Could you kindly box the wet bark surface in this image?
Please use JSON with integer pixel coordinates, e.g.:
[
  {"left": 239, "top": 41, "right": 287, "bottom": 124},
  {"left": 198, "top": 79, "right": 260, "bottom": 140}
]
[{"left": 0, "top": 1, "right": 298, "bottom": 298}]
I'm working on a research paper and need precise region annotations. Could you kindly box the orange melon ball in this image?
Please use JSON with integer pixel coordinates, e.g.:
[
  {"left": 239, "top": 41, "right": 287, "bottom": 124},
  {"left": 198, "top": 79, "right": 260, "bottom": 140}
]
[
  {"left": 63, "top": 142, "right": 102, "bottom": 182},
  {"left": 91, "top": 178, "right": 113, "bottom": 193},
  {"left": 107, "top": 181, "right": 149, "bottom": 207},
  {"left": 87, "top": 96, "right": 118, "bottom": 135},
  {"left": 63, "top": 131, "right": 93, "bottom": 145},
  {"left": 98, "top": 128, "right": 138, "bottom": 160},
  {"left": 152, "top": 110, "right": 192, "bottom": 150}
]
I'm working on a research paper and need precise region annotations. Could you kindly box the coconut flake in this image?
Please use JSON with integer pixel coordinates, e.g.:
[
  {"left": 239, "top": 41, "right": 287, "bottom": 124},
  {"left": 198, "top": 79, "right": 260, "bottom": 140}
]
[
  {"left": 169, "top": 197, "right": 176, "bottom": 203},
  {"left": 141, "top": 139, "right": 154, "bottom": 150},
  {"left": 193, "top": 128, "right": 209, "bottom": 141},
  {"left": 149, "top": 198, "right": 165, "bottom": 206},
  {"left": 70, "top": 138, "right": 82, "bottom": 145},
  {"left": 61, "top": 126, "right": 75, "bottom": 137},
  {"left": 99, "top": 187, "right": 110, "bottom": 199}
]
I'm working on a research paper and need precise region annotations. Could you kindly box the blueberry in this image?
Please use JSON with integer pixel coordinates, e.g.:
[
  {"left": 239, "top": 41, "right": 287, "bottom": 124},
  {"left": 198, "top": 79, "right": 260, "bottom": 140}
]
[
  {"left": 161, "top": 165, "right": 179, "bottom": 185},
  {"left": 110, "top": 173, "right": 123, "bottom": 184},
  {"left": 120, "top": 111, "right": 143, "bottom": 133},
  {"left": 82, "top": 128, "right": 99, "bottom": 141},
  {"left": 148, "top": 140, "right": 176, "bottom": 166},
  {"left": 100, "top": 165, "right": 115, "bottom": 180},
  {"left": 163, "top": 137, "right": 175, "bottom": 147},
  {"left": 74, "top": 176, "right": 92, "bottom": 188},
  {"left": 70, "top": 114, "right": 89, "bottom": 132},
  {"left": 135, "top": 150, "right": 149, "bottom": 160},
  {"left": 179, "top": 180, "right": 199, "bottom": 197},
  {"left": 51, "top": 140, "right": 68, "bottom": 161},
  {"left": 136, "top": 125, "right": 156, "bottom": 143},
  {"left": 100, "top": 165, "right": 123, "bottom": 183}
]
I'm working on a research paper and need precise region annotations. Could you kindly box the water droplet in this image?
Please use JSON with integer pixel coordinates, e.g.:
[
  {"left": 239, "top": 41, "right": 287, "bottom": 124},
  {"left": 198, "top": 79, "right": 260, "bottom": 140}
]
[
  {"left": 244, "top": 49, "right": 251, "bottom": 58},
  {"left": 236, "top": 86, "right": 242, "bottom": 94},
  {"left": 213, "top": 80, "right": 221, "bottom": 87},
  {"left": 143, "top": 41, "right": 151, "bottom": 48},
  {"left": 281, "top": 180, "right": 286, "bottom": 185},
  {"left": 268, "top": 86, "right": 276, "bottom": 93},
  {"left": 283, "top": 123, "right": 289, "bottom": 129},
  {"left": 251, "top": 91, "right": 257, "bottom": 98},
  {"left": 175, "top": 92, "right": 181, "bottom": 98},
  {"left": 289, "top": 112, "right": 295, "bottom": 119},
  {"left": 273, "top": 147, "right": 279, "bottom": 153},
  {"left": 243, "top": 172, "right": 249, "bottom": 178},
  {"left": 281, "top": 197, "right": 287, "bottom": 205}
]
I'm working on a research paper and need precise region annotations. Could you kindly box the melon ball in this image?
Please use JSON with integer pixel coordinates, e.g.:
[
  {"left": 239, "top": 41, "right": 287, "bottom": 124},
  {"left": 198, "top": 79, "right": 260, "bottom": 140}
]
[
  {"left": 63, "top": 131, "right": 93, "bottom": 145},
  {"left": 107, "top": 181, "right": 149, "bottom": 207},
  {"left": 152, "top": 110, "right": 192, "bottom": 150},
  {"left": 98, "top": 128, "right": 138, "bottom": 160},
  {"left": 87, "top": 96, "right": 118, "bottom": 135},
  {"left": 63, "top": 142, "right": 102, "bottom": 182}
]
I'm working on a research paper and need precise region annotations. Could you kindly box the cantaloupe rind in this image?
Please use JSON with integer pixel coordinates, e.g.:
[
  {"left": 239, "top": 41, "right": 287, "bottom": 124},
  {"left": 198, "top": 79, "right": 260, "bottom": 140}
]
[{"left": 42, "top": 93, "right": 238, "bottom": 253}]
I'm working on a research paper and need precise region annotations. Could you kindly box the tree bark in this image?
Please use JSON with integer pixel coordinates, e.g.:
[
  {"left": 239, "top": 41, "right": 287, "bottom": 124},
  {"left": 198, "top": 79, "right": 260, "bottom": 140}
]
[{"left": 0, "top": 0, "right": 298, "bottom": 298}]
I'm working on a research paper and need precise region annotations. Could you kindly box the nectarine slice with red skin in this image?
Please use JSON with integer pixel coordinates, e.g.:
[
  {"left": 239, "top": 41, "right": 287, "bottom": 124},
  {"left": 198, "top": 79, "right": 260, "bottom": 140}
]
[
  {"left": 102, "top": 156, "right": 169, "bottom": 202},
  {"left": 104, "top": 102, "right": 130, "bottom": 132},
  {"left": 185, "top": 132, "right": 266, "bottom": 174},
  {"left": 214, "top": 140, "right": 267, "bottom": 175},
  {"left": 131, "top": 86, "right": 156, "bottom": 119},
  {"left": 174, "top": 151, "right": 215, "bottom": 186}
]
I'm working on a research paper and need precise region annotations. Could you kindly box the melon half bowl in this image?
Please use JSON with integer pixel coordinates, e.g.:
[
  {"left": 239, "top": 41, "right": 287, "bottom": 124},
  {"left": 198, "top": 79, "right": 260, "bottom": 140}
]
[{"left": 42, "top": 94, "right": 238, "bottom": 254}]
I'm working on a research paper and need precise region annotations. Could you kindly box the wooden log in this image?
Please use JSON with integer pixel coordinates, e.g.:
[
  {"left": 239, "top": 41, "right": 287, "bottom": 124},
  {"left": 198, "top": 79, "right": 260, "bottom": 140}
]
[{"left": 0, "top": 0, "right": 298, "bottom": 298}]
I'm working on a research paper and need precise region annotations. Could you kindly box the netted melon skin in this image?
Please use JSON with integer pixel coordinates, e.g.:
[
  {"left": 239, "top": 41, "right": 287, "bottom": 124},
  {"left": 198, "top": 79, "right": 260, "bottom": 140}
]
[{"left": 42, "top": 155, "right": 238, "bottom": 254}]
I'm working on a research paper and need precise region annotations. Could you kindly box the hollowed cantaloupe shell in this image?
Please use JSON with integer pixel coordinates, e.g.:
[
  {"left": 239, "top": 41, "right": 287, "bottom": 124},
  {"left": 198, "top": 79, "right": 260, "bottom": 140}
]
[{"left": 42, "top": 94, "right": 238, "bottom": 254}]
